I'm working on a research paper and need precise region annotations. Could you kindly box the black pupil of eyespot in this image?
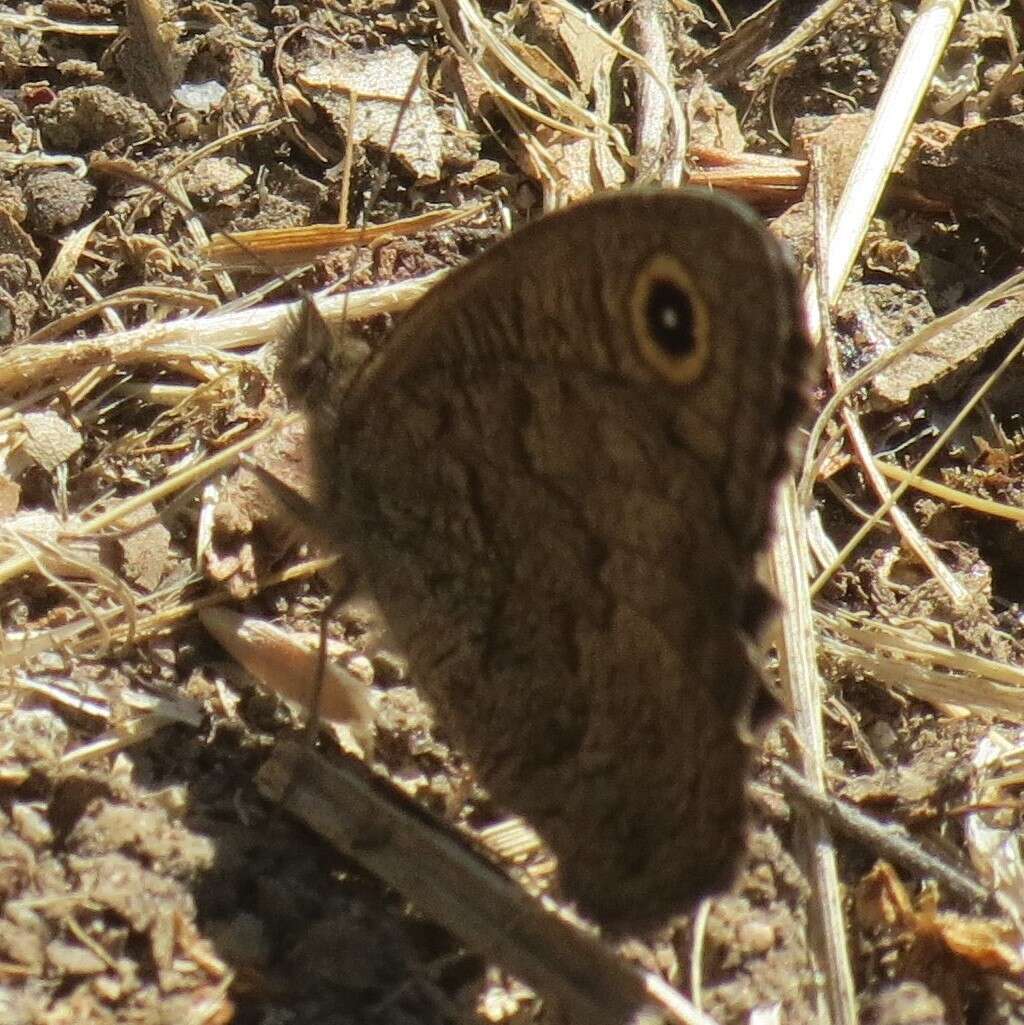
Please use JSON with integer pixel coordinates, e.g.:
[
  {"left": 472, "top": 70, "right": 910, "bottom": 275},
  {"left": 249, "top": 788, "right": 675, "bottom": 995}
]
[{"left": 645, "top": 280, "right": 695, "bottom": 358}]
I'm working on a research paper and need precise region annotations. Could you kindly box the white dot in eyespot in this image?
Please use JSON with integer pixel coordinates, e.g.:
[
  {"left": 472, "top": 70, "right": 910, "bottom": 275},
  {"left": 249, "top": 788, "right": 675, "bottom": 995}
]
[{"left": 659, "top": 305, "right": 681, "bottom": 330}]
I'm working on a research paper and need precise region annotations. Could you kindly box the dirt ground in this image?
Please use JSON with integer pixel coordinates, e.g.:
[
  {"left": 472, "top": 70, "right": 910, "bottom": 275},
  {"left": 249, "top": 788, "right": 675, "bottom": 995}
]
[{"left": 2, "top": 1, "right": 1024, "bottom": 1024}]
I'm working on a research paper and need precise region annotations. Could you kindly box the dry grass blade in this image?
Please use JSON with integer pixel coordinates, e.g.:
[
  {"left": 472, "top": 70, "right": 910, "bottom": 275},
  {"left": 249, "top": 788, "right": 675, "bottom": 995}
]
[
  {"left": 43, "top": 217, "right": 101, "bottom": 294},
  {"left": 688, "top": 146, "right": 806, "bottom": 205},
  {"left": 28, "top": 286, "right": 220, "bottom": 343},
  {"left": 799, "top": 268, "right": 1024, "bottom": 505},
  {"left": 819, "top": 610, "right": 1024, "bottom": 719},
  {"left": 769, "top": 480, "right": 857, "bottom": 1025},
  {"left": 802, "top": 0, "right": 965, "bottom": 342},
  {"left": 4, "top": 556, "right": 339, "bottom": 670},
  {"left": 812, "top": 329, "right": 1024, "bottom": 596},
  {"left": 751, "top": 0, "right": 849, "bottom": 77},
  {"left": 873, "top": 462, "right": 1024, "bottom": 523},
  {"left": 199, "top": 606, "right": 375, "bottom": 756},
  {"left": 437, "top": 0, "right": 622, "bottom": 145},
  {"left": 0, "top": 9, "right": 118, "bottom": 35},
  {"left": 0, "top": 274, "right": 444, "bottom": 394},
  {"left": 204, "top": 204, "right": 486, "bottom": 272}
]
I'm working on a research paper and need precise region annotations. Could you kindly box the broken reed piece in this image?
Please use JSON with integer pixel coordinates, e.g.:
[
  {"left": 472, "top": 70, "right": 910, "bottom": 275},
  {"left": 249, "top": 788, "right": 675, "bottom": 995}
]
[
  {"left": 256, "top": 741, "right": 718, "bottom": 1025},
  {"left": 686, "top": 145, "right": 807, "bottom": 208},
  {"left": 203, "top": 203, "right": 487, "bottom": 272},
  {"left": 198, "top": 606, "right": 375, "bottom": 756}
]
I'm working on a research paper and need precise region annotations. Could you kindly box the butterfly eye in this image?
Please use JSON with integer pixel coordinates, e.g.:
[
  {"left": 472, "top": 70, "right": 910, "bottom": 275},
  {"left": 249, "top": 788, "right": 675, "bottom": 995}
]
[{"left": 631, "top": 255, "right": 710, "bottom": 384}]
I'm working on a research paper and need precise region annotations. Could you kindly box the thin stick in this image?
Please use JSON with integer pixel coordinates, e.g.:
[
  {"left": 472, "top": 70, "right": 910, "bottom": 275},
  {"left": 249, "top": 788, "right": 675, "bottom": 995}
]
[
  {"left": 751, "top": 0, "right": 848, "bottom": 76},
  {"left": 775, "top": 761, "right": 991, "bottom": 907},
  {"left": 338, "top": 87, "right": 358, "bottom": 226},
  {"left": 258, "top": 741, "right": 720, "bottom": 1025},
  {"left": 632, "top": 0, "right": 685, "bottom": 186},
  {"left": 873, "top": 461, "right": 1024, "bottom": 522}
]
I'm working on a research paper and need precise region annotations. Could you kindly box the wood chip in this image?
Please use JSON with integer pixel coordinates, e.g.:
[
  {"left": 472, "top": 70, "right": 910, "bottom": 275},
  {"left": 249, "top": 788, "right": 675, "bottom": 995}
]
[
  {"left": 870, "top": 293, "right": 1024, "bottom": 409},
  {"left": 108, "top": 504, "right": 171, "bottom": 591},
  {"left": 19, "top": 410, "right": 83, "bottom": 472},
  {"left": 298, "top": 46, "right": 444, "bottom": 182}
]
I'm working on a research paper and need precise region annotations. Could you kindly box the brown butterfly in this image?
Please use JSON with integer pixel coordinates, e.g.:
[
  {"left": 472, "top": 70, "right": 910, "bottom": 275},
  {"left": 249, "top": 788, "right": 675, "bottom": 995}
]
[{"left": 276, "top": 189, "right": 810, "bottom": 933}]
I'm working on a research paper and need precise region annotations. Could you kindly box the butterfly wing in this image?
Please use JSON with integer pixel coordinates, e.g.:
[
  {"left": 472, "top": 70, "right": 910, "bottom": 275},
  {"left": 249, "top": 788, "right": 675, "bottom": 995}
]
[{"left": 306, "top": 190, "right": 810, "bottom": 931}]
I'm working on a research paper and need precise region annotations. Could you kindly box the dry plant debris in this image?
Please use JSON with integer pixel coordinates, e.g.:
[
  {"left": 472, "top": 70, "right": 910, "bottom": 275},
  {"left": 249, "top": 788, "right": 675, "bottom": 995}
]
[
  {"left": 2, "top": 1, "right": 1024, "bottom": 1024},
  {"left": 297, "top": 45, "right": 447, "bottom": 182}
]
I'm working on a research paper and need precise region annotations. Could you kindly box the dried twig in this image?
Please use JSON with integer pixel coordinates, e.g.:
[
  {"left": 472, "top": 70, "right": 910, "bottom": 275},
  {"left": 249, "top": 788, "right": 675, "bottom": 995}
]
[
  {"left": 775, "top": 761, "right": 991, "bottom": 907},
  {"left": 258, "top": 741, "right": 720, "bottom": 1025}
]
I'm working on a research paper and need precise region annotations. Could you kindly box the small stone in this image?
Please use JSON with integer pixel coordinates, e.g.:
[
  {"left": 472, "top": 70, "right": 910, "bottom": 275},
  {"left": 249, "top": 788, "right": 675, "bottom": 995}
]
[
  {"left": 111, "top": 504, "right": 171, "bottom": 591},
  {"left": 867, "top": 720, "right": 898, "bottom": 753},
  {"left": 19, "top": 411, "right": 83, "bottom": 472},
  {"left": 36, "top": 85, "right": 159, "bottom": 152},
  {"left": 0, "top": 918, "right": 45, "bottom": 972},
  {"left": 11, "top": 803, "right": 53, "bottom": 846},
  {"left": 737, "top": 918, "right": 776, "bottom": 955},
  {"left": 24, "top": 171, "right": 96, "bottom": 232}
]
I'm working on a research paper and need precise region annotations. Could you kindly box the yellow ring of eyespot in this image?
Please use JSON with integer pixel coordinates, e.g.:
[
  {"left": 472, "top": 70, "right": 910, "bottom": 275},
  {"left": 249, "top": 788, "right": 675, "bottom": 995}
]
[{"left": 630, "top": 254, "right": 711, "bottom": 385}]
